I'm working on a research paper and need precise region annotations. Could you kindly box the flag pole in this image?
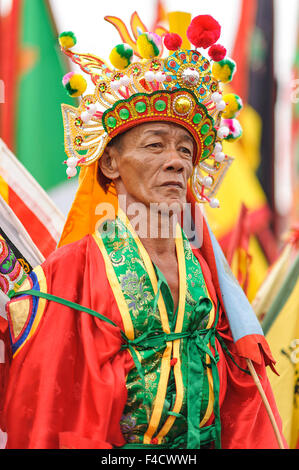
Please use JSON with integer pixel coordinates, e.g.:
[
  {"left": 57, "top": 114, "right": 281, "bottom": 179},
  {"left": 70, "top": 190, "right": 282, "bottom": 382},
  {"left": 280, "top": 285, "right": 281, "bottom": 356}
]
[{"left": 246, "top": 358, "right": 285, "bottom": 449}]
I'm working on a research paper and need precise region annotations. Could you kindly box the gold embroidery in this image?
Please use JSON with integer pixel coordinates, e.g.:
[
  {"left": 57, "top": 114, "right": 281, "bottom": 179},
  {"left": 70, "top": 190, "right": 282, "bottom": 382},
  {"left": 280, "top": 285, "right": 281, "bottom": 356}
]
[
  {"left": 8, "top": 277, "right": 32, "bottom": 340},
  {"left": 156, "top": 225, "right": 186, "bottom": 441},
  {"left": 12, "top": 265, "right": 48, "bottom": 358}
]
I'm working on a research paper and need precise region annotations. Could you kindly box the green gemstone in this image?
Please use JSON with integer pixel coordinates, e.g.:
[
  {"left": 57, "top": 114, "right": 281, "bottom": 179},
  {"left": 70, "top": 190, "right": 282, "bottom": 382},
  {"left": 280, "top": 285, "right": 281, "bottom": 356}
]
[
  {"left": 75, "top": 118, "right": 83, "bottom": 127},
  {"left": 202, "top": 149, "right": 210, "bottom": 158},
  {"left": 135, "top": 101, "right": 147, "bottom": 113},
  {"left": 151, "top": 60, "right": 160, "bottom": 70},
  {"left": 155, "top": 99, "right": 166, "bottom": 111},
  {"left": 193, "top": 113, "right": 202, "bottom": 124},
  {"left": 75, "top": 136, "right": 83, "bottom": 146},
  {"left": 107, "top": 116, "right": 117, "bottom": 128},
  {"left": 119, "top": 108, "right": 130, "bottom": 120},
  {"left": 99, "top": 82, "right": 107, "bottom": 92},
  {"left": 204, "top": 135, "right": 214, "bottom": 146},
  {"left": 201, "top": 124, "right": 210, "bottom": 135}
]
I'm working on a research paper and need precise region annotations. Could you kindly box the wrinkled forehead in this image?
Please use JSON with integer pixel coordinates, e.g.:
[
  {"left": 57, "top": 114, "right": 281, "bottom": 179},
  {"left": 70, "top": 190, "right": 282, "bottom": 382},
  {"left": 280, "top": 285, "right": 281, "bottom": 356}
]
[
  {"left": 140, "top": 121, "right": 194, "bottom": 141},
  {"left": 116, "top": 121, "right": 196, "bottom": 153}
]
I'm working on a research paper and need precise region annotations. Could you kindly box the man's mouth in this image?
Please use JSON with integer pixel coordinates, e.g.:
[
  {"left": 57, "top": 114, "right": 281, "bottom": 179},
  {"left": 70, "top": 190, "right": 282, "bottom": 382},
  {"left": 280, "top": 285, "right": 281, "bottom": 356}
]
[{"left": 161, "top": 181, "right": 184, "bottom": 189}]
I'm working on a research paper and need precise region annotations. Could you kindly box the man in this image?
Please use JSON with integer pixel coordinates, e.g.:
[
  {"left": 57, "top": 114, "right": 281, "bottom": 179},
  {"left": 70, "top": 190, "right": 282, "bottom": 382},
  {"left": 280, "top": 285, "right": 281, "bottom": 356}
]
[{"left": 0, "top": 13, "right": 285, "bottom": 449}]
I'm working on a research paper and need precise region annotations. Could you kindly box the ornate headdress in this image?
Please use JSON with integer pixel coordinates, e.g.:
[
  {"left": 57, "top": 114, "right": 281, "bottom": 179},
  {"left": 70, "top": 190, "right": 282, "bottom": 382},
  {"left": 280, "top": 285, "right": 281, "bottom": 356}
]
[{"left": 58, "top": 11, "right": 243, "bottom": 246}]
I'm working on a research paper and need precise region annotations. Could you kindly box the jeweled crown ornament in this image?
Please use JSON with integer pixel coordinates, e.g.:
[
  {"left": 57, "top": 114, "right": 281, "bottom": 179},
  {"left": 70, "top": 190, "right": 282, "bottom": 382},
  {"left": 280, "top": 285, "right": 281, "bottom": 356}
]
[{"left": 59, "top": 12, "right": 243, "bottom": 208}]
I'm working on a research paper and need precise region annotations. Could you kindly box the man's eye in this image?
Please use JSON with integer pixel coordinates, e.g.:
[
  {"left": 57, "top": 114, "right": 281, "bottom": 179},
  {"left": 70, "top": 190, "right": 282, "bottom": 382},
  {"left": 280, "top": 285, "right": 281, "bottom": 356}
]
[
  {"left": 146, "top": 142, "right": 162, "bottom": 148},
  {"left": 179, "top": 147, "right": 192, "bottom": 156}
]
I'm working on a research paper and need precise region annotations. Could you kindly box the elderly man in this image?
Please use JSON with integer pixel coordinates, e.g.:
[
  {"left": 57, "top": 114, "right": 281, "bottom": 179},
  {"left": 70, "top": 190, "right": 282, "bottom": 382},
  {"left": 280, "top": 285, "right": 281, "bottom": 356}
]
[{"left": 1, "top": 13, "right": 285, "bottom": 449}]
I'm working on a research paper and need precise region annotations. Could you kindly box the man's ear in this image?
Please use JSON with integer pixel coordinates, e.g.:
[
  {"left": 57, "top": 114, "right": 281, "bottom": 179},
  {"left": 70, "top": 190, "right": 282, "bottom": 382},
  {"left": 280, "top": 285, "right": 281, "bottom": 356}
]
[{"left": 99, "top": 145, "right": 120, "bottom": 180}]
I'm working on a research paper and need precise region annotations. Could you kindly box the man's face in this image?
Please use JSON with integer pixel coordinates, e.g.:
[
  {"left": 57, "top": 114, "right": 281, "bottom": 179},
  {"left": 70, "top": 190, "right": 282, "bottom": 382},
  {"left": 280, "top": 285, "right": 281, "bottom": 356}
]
[{"left": 104, "top": 122, "right": 195, "bottom": 209}]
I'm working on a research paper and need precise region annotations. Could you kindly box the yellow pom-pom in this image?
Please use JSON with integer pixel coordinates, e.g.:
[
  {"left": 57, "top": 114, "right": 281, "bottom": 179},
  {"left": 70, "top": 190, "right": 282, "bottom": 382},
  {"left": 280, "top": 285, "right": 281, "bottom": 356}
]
[
  {"left": 63, "top": 72, "right": 87, "bottom": 97},
  {"left": 109, "top": 44, "right": 133, "bottom": 70},
  {"left": 136, "top": 32, "right": 162, "bottom": 59},
  {"left": 222, "top": 93, "right": 243, "bottom": 119},
  {"left": 212, "top": 58, "right": 236, "bottom": 83},
  {"left": 69, "top": 74, "right": 87, "bottom": 97},
  {"left": 59, "top": 31, "right": 77, "bottom": 50}
]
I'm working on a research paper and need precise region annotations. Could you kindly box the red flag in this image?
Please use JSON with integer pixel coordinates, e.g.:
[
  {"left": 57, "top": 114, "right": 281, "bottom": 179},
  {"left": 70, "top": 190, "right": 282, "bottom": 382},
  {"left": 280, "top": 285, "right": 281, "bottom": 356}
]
[
  {"left": 231, "top": 0, "right": 258, "bottom": 102},
  {"left": 0, "top": 0, "right": 22, "bottom": 151}
]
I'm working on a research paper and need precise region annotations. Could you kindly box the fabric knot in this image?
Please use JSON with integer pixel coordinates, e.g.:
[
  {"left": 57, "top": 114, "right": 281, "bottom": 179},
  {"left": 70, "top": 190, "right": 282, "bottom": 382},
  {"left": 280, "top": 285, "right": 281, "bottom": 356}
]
[{"left": 150, "top": 437, "right": 158, "bottom": 445}]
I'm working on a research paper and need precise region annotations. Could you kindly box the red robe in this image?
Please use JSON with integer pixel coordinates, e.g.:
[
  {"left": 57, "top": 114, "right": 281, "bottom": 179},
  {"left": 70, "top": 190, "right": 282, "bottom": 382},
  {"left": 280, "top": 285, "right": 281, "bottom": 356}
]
[{"left": 1, "top": 232, "right": 286, "bottom": 449}]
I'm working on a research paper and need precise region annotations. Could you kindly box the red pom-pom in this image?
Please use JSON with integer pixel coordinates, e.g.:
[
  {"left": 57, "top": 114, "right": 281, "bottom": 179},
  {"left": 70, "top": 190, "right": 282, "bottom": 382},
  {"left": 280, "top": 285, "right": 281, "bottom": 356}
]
[
  {"left": 208, "top": 44, "right": 227, "bottom": 61},
  {"left": 187, "top": 15, "right": 221, "bottom": 49},
  {"left": 164, "top": 33, "right": 183, "bottom": 51}
]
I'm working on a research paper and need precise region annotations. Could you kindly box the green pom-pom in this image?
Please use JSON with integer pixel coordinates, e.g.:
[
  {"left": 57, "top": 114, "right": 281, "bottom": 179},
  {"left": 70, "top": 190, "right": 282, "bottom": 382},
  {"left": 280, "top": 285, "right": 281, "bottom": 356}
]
[
  {"left": 109, "top": 44, "right": 134, "bottom": 69},
  {"left": 59, "top": 31, "right": 77, "bottom": 49}
]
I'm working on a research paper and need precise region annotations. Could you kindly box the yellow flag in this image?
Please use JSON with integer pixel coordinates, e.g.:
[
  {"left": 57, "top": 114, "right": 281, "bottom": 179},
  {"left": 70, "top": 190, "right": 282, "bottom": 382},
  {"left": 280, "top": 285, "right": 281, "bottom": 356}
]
[
  {"left": 205, "top": 105, "right": 270, "bottom": 301},
  {"left": 262, "top": 255, "right": 299, "bottom": 448}
]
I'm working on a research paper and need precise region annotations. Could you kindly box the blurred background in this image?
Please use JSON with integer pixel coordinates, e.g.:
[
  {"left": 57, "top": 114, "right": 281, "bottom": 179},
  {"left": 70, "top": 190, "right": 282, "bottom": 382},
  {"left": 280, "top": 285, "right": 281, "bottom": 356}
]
[{"left": 0, "top": 0, "right": 298, "bottom": 448}]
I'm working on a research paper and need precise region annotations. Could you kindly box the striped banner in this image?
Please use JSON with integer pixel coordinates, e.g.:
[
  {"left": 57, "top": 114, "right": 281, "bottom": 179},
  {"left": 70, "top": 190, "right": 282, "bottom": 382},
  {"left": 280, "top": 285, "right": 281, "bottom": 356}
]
[{"left": 0, "top": 138, "right": 65, "bottom": 259}]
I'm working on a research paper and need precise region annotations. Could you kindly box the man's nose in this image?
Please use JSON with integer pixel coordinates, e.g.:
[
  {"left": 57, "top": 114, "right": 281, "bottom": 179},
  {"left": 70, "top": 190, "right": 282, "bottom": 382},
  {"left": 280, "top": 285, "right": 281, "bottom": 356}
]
[{"left": 162, "top": 148, "right": 185, "bottom": 173}]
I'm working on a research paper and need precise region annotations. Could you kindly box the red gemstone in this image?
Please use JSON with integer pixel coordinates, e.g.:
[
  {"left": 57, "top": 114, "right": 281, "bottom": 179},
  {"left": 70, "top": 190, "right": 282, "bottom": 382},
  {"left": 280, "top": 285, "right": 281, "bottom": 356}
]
[
  {"left": 169, "top": 60, "right": 176, "bottom": 68},
  {"left": 170, "top": 358, "right": 178, "bottom": 366}
]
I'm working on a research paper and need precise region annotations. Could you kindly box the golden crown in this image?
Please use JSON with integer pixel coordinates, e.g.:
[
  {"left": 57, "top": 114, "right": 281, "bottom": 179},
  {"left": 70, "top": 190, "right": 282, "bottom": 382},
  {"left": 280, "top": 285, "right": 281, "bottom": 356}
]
[{"left": 59, "top": 11, "right": 243, "bottom": 208}]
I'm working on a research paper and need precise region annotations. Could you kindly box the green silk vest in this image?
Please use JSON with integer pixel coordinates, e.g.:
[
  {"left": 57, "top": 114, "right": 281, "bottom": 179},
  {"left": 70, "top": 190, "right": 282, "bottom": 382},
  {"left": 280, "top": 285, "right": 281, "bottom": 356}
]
[{"left": 93, "top": 210, "right": 221, "bottom": 449}]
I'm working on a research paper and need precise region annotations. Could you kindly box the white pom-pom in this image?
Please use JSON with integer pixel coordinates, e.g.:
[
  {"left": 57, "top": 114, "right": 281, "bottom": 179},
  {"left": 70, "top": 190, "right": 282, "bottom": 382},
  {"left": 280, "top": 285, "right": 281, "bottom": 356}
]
[
  {"left": 155, "top": 71, "right": 166, "bottom": 82},
  {"left": 202, "top": 176, "right": 213, "bottom": 187},
  {"left": 120, "top": 75, "right": 132, "bottom": 86},
  {"left": 211, "top": 92, "right": 222, "bottom": 103},
  {"left": 87, "top": 103, "right": 97, "bottom": 115},
  {"left": 214, "top": 152, "right": 225, "bottom": 163},
  {"left": 145, "top": 71, "right": 155, "bottom": 82},
  {"left": 216, "top": 100, "right": 226, "bottom": 111},
  {"left": 81, "top": 110, "right": 91, "bottom": 123},
  {"left": 67, "top": 157, "right": 78, "bottom": 168},
  {"left": 110, "top": 80, "right": 121, "bottom": 90},
  {"left": 217, "top": 126, "right": 230, "bottom": 139},
  {"left": 214, "top": 142, "right": 222, "bottom": 153},
  {"left": 66, "top": 167, "right": 77, "bottom": 178},
  {"left": 209, "top": 198, "right": 220, "bottom": 208}
]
